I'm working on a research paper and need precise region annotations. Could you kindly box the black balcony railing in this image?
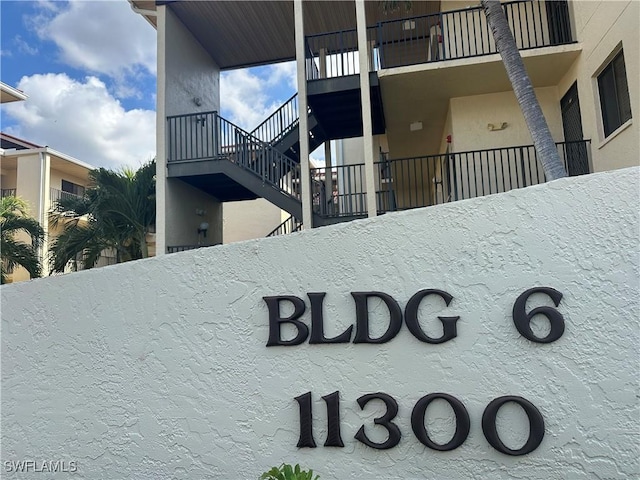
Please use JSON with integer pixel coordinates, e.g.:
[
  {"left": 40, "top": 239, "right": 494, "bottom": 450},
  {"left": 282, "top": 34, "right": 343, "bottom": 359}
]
[
  {"left": 1, "top": 188, "right": 16, "bottom": 198},
  {"left": 167, "top": 245, "right": 205, "bottom": 254},
  {"left": 306, "top": 27, "right": 379, "bottom": 80},
  {"left": 311, "top": 140, "right": 590, "bottom": 218},
  {"left": 311, "top": 162, "right": 368, "bottom": 217},
  {"left": 305, "top": 0, "right": 574, "bottom": 78}
]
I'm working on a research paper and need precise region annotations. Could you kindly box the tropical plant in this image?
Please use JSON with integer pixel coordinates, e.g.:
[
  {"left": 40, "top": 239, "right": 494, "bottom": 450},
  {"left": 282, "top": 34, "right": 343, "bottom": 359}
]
[
  {"left": 260, "top": 464, "right": 319, "bottom": 480},
  {"left": 0, "top": 196, "right": 45, "bottom": 283},
  {"left": 480, "top": 0, "right": 567, "bottom": 180},
  {"left": 379, "top": 1, "right": 412, "bottom": 13},
  {"left": 49, "top": 160, "right": 155, "bottom": 273}
]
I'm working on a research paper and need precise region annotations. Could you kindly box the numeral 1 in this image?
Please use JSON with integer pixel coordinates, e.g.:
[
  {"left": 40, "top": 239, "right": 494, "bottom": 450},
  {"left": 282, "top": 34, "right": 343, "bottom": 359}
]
[{"left": 294, "top": 391, "right": 344, "bottom": 448}]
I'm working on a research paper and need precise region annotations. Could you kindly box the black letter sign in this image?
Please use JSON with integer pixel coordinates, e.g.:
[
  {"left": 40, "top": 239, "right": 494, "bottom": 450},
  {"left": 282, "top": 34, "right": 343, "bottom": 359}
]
[
  {"left": 351, "top": 292, "right": 403, "bottom": 344},
  {"left": 308, "top": 293, "right": 353, "bottom": 344},
  {"left": 354, "top": 393, "right": 401, "bottom": 449},
  {"left": 294, "top": 392, "right": 317, "bottom": 448},
  {"left": 404, "top": 289, "right": 459, "bottom": 344},
  {"left": 512, "top": 287, "right": 564, "bottom": 343},
  {"left": 482, "top": 396, "right": 545, "bottom": 455},
  {"left": 411, "top": 393, "right": 470, "bottom": 450},
  {"left": 264, "top": 296, "right": 308, "bottom": 346}
]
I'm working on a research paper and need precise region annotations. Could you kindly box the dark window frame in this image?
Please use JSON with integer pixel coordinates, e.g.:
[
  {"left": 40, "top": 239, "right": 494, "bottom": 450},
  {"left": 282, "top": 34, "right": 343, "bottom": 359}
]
[
  {"left": 597, "top": 49, "right": 632, "bottom": 138},
  {"left": 61, "top": 179, "right": 85, "bottom": 197}
]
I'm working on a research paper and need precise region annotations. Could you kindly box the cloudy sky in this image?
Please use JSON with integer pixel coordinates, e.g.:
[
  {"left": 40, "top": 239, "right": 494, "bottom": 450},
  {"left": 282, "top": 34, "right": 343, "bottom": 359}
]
[{"left": 0, "top": 0, "right": 298, "bottom": 170}]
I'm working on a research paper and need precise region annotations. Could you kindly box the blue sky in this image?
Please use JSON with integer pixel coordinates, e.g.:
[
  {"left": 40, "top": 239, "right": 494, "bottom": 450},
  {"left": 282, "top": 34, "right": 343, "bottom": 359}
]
[{"left": 0, "top": 0, "right": 298, "bottom": 169}]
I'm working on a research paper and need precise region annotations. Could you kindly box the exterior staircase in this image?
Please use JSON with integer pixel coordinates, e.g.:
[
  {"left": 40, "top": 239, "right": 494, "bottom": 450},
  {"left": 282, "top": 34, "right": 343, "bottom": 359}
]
[
  {"left": 249, "top": 93, "right": 326, "bottom": 163},
  {"left": 167, "top": 84, "right": 374, "bottom": 234},
  {"left": 166, "top": 109, "right": 329, "bottom": 230}
]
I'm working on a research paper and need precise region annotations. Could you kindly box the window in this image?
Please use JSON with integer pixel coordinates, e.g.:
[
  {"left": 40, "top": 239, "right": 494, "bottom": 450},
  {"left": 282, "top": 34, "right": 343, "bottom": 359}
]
[
  {"left": 598, "top": 50, "right": 632, "bottom": 137},
  {"left": 61, "top": 179, "right": 85, "bottom": 197}
]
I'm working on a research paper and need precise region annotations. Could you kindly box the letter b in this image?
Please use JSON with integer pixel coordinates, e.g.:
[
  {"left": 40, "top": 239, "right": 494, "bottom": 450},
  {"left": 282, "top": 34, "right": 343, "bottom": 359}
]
[{"left": 264, "top": 296, "right": 308, "bottom": 346}]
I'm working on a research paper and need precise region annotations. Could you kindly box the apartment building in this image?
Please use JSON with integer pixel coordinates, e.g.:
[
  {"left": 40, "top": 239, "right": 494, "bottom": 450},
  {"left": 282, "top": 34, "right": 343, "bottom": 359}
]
[
  {"left": 130, "top": 0, "right": 638, "bottom": 254},
  {"left": 0, "top": 131, "right": 102, "bottom": 282}
]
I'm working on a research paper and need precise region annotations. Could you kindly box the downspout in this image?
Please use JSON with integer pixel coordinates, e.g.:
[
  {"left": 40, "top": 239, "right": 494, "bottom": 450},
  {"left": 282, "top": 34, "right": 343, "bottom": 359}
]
[{"left": 38, "top": 151, "right": 46, "bottom": 264}]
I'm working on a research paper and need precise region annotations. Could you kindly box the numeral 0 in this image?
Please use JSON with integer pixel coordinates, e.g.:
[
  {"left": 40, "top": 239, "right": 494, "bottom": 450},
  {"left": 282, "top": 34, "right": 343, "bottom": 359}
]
[{"left": 295, "top": 391, "right": 545, "bottom": 456}]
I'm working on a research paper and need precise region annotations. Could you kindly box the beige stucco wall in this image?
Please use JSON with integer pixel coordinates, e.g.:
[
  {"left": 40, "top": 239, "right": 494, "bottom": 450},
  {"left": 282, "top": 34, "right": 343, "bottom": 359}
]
[
  {"left": 5, "top": 153, "right": 47, "bottom": 283},
  {"left": 49, "top": 169, "right": 89, "bottom": 193},
  {"left": 448, "top": 87, "right": 564, "bottom": 152},
  {"left": 557, "top": 0, "right": 639, "bottom": 172},
  {"left": 223, "top": 199, "right": 285, "bottom": 243}
]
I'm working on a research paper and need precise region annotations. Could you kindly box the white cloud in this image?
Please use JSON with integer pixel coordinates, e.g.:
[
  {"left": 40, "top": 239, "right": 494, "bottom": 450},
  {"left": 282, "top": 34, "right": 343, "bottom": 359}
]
[
  {"left": 220, "top": 69, "right": 282, "bottom": 131},
  {"left": 28, "top": 0, "right": 156, "bottom": 98},
  {"left": 220, "top": 61, "right": 298, "bottom": 131},
  {"left": 4, "top": 74, "right": 155, "bottom": 170},
  {"left": 266, "top": 61, "right": 297, "bottom": 91},
  {"left": 14, "top": 35, "right": 38, "bottom": 55}
]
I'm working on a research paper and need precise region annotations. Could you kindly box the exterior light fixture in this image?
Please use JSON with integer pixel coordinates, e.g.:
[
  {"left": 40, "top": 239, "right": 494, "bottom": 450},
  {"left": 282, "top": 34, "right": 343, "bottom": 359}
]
[
  {"left": 198, "top": 222, "right": 209, "bottom": 238},
  {"left": 487, "top": 122, "right": 508, "bottom": 131}
]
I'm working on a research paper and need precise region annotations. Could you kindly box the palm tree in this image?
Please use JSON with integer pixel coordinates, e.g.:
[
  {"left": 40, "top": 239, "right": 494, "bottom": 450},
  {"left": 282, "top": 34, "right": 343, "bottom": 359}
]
[
  {"left": 49, "top": 160, "right": 155, "bottom": 273},
  {"left": 480, "top": 0, "right": 567, "bottom": 180},
  {"left": 1, "top": 196, "right": 45, "bottom": 283}
]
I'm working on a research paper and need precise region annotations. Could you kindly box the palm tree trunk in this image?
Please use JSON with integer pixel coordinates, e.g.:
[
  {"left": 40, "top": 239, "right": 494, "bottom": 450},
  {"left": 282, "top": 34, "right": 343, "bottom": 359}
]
[
  {"left": 481, "top": 0, "right": 567, "bottom": 180},
  {"left": 139, "top": 231, "right": 149, "bottom": 258}
]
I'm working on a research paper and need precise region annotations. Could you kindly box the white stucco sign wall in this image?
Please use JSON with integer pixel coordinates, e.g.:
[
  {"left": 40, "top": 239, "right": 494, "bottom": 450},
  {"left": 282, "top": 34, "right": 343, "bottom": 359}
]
[{"left": 2, "top": 168, "right": 639, "bottom": 479}]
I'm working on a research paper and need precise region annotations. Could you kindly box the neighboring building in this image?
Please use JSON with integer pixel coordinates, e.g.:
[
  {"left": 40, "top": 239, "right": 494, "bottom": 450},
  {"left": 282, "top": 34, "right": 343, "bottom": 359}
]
[
  {"left": 0, "top": 132, "right": 101, "bottom": 282},
  {"left": 130, "top": 0, "right": 638, "bottom": 254},
  {"left": 0, "top": 82, "right": 28, "bottom": 104}
]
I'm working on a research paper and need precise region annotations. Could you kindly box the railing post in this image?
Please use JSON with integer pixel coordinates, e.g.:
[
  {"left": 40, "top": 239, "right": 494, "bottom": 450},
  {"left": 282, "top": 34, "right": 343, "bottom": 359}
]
[
  {"left": 213, "top": 112, "right": 220, "bottom": 157},
  {"left": 520, "top": 147, "right": 528, "bottom": 187}
]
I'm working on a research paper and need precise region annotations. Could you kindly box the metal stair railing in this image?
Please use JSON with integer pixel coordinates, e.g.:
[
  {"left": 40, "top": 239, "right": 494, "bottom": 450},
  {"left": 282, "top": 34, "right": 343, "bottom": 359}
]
[
  {"left": 167, "top": 111, "right": 304, "bottom": 202},
  {"left": 216, "top": 114, "right": 303, "bottom": 202},
  {"left": 250, "top": 93, "right": 299, "bottom": 145},
  {"left": 266, "top": 215, "right": 303, "bottom": 237}
]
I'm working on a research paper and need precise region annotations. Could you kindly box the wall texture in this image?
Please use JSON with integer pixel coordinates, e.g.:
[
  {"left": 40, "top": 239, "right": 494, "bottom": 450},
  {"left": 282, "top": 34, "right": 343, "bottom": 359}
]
[{"left": 2, "top": 168, "right": 638, "bottom": 479}]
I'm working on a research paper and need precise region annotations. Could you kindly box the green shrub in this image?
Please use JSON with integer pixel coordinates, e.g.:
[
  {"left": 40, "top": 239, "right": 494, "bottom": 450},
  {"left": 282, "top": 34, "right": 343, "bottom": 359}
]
[{"left": 260, "top": 463, "right": 319, "bottom": 480}]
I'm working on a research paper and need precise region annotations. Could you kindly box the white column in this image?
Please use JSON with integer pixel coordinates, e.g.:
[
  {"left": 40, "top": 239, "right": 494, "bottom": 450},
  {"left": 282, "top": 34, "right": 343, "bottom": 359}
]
[
  {"left": 356, "top": 0, "right": 377, "bottom": 218},
  {"left": 156, "top": 4, "right": 167, "bottom": 255},
  {"left": 294, "top": 0, "right": 313, "bottom": 228},
  {"left": 39, "top": 152, "right": 51, "bottom": 267}
]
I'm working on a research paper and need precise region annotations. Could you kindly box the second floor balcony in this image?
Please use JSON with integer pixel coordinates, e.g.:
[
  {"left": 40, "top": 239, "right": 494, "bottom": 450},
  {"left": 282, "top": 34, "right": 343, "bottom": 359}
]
[
  {"left": 306, "top": 0, "right": 575, "bottom": 80},
  {"left": 50, "top": 187, "right": 83, "bottom": 204}
]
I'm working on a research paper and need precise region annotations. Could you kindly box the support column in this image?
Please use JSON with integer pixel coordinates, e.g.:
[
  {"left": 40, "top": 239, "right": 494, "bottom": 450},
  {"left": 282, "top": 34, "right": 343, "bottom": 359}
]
[
  {"left": 356, "top": 0, "right": 377, "bottom": 218},
  {"left": 294, "top": 0, "right": 313, "bottom": 228},
  {"left": 156, "top": 4, "right": 168, "bottom": 255},
  {"left": 39, "top": 152, "right": 51, "bottom": 267}
]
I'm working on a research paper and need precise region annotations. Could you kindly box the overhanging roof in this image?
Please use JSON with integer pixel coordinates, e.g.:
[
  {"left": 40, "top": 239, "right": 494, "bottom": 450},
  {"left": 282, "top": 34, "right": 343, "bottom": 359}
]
[
  {"left": 131, "top": 1, "right": 440, "bottom": 70},
  {"left": 0, "top": 82, "right": 27, "bottom": 104}
]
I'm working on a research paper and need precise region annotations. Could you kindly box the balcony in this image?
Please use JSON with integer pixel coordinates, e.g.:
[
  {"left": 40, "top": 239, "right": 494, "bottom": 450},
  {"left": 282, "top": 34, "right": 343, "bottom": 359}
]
[
  {"left": 50, "top": 188, "right": 83, "bottom": 204},
  {"left": 311, "top": 140, "right": 591, "bottom": 218},
  {"left": 305, "top": 0, "right": 575, "bottom": 79},
  {"left": 1, "top": 188, "right": 16, "bottom": 198}
]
